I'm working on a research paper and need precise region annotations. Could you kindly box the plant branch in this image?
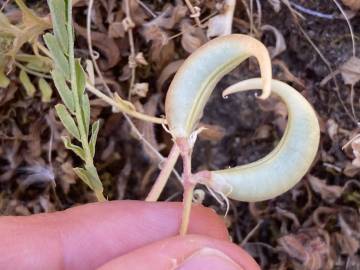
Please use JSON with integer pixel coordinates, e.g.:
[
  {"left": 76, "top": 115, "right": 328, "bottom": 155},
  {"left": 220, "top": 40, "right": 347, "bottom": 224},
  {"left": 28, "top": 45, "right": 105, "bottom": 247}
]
[
  {"left": 85, "top": 82, "right": 165, "bottom": 124},
  {"left": 177, "top": 138, "right": 195, "bottom": 235},
  {"left": 183, "top": 0, "right": 204, "bottom": 28},
  {"left": 124, "top": 0, "right": 136, "bottom": 99},
  {"left": 145, "top": 144, "right": 180, "bottom": 201}
]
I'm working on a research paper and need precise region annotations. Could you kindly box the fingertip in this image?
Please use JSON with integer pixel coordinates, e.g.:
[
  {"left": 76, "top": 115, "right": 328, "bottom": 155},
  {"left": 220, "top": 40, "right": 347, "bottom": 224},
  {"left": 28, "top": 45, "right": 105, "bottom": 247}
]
[
  {"left": 60, "top": 201, "right": 228, "bottom": 240},
  {"left": 0, "top": 201, "right": 229, "bottom": 270},
  {"left": 58, "top": 201, "right": 229, "bottom": 269},
  {"left": 188, "top": 204, "right": 229, "bottom": 240},
  {"left": 97, "top": 235, "right": 260, "bottom": 270}
]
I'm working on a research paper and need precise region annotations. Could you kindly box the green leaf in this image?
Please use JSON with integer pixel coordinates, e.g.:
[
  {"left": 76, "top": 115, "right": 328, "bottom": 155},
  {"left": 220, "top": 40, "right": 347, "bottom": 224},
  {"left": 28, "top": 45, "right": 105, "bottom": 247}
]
[
  {"left": 43, "top": 33, "right": 70, "bottom": 79},
  {"left": 19, "top": 69, "right": 36, "bottom": 97},
  {"left": 75, "top": 59, "right": 86, "bottom": 97},
  {"left": 0, "top": 13, "right": 11, "bottom": 27},
  {"left": 23, "top": 56, "right": 52, "bottom": 74},
  {"left": 73, "top": 165, "right": 103, "bottom": 192},
  {"left": 73, "top": 167, "right": 92, "bottom": 188},
  {"left": 38, "top": 78, "right": 53, "bottom": 102},
  {"left": 55, "top": 104, "right": 81, "bottom": 141},
  {"left": 84, "top": 164, "right": 104, "bottom": 192},
  {"left": 62, "top": 136, "right": 86, "bottom": 161},
  {"left": 47, "top": 0, "right": 68, "bottom": 53},
  {"left": 82, "top": 94, "right": 90, "bottom": 136},
  {"left": 0, "top": 69, "right": 10, "bottom": 88},
  {"left": 51, "top": 69, "right": 75, "bottom": 112},
  {"left": 89, "top": 120, "right": 100, "bottom": 158}
]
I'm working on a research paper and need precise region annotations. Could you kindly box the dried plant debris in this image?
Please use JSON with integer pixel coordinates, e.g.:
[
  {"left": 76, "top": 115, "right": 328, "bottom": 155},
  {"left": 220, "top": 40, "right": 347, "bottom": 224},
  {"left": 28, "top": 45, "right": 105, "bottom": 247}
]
[
  {"left": 1, "top": 0, "right": 360, "bottom": 269},
  {"left": 207, "top": 0, "right": 236, "bottom": 38},
  {"left": 278, "top": 229, "right": 333, "bottom": 270},
  {"left": 261, "top": 24, "right": 286, "bottom": 59},
  {"left": 339, "top": 56, "right": 360, "bottom": 85},
  {"left": 307, "top": 175, "right": 343, "bottom": 203}
]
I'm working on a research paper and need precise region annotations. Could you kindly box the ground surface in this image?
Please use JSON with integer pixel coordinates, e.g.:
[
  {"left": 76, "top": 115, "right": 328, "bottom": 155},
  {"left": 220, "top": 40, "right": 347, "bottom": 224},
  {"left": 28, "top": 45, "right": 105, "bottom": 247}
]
[{"left": 1, "top": 0, "right": 360, "bottom": 269}]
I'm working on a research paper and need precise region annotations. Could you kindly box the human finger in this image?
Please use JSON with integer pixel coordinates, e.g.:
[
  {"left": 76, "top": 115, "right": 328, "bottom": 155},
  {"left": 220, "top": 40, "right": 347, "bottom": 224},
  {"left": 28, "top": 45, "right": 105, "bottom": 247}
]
[
  {"left": 0, "top": 201, "right": 228, "bottom": 270},
  {"left": 98, "top": 234, "right": 260, "bottom": 270}
]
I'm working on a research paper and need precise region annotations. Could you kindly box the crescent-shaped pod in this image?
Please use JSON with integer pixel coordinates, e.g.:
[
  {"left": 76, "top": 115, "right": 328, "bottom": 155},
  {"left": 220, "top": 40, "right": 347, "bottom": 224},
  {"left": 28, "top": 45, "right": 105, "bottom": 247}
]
[
  {"left": 165, "top": 34, "right": 272, "bottom": 138},
  {"left": 204, "top": 78, "right": 320, "bottom": 202}
]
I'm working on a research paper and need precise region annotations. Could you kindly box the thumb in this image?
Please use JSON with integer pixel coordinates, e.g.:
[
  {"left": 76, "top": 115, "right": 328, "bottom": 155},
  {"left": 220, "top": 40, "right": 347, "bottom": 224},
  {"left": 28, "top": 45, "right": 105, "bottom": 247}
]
[
  {"left": 98, "top": 235, "right": 260, "bottom": 270},
  {"left": 178, "top": 248, "right": 246, "bottom": 270}
]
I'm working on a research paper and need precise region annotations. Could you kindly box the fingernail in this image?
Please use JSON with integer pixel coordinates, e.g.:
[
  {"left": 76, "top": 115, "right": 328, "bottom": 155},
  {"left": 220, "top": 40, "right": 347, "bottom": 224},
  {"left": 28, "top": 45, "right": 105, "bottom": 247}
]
[{"left": 178, "top": 247, "right": 244, "bottom": 270}]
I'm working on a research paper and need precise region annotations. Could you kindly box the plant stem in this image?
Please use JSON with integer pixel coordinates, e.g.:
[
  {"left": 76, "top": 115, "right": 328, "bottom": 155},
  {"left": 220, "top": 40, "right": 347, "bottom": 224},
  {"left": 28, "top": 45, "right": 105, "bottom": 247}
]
[
  {"left": 145, "top": 144, "right": 180, "bottom": 201},
  {"left": 95, "top": 190, "right": 106, "bottom": 202},
  {"left": 177, "top": 138, "right": 195, "bottom": 235},
  {"left": 179, "top": 182, "right": 195, "bottom": 235},
  {"left": 14, "top": 62, "right": 52, "bottom": 79},
  {"left": 67, "top": 1, "right": 90, "bottom": 162},
  {"left": 85, "top": 82, "right": 165, "bottom": 124},
  {"left": 67, "top": 0, "right": 104, "bottom": 201},
  {"left": 124, "top": 0, "right": 136, "bottom": 99}
]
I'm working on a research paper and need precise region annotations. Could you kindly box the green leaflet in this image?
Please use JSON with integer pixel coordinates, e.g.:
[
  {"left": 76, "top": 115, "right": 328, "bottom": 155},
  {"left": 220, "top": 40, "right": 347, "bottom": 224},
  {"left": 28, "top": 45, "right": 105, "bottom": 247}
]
[
  {"left": 51, "top": 69, "right": 75, "bottom": 112},
  {"left": 0, "top": 69, "right": 10, "bottom": 88},
  {"left": 84, "top": 165, "right": 104, "bottom": 191},
  {"left": 89, "top": 120, "right": 100, "bottom": 158},
  {"left": 62, "top": 136, "right": 86, "bottom": 161},
  {"left": 0, "top": 12, "right": 11, "bottom": 27},
  {"left": 55, "top": 104, "right": 81, "bottom": 141},
  {"left": 47, "top": 0, "right": 68, "bottom": 53},
  {"left": 43, "top": 33, "right": 70, "bottom": 79},
  {"left": 38, "top": 78, "right": 53, "bottom": 102},
  {"left": 19, "top": 69, "right": 36, "bottom": 97},
  {"left": 73, "top": 167, "right": 92, "bottom": 188},
  {"left": 82, "top": 94, "right": 90, "bottom": 136},
  {"left": 75, "top": 59, "right": 86, "bottom": 97},
  {"left": 74, "top": 165, "right": 103, "bottom": 192},
  {"left": 23, "top": 55, "right": 52, "bottom": 74}
]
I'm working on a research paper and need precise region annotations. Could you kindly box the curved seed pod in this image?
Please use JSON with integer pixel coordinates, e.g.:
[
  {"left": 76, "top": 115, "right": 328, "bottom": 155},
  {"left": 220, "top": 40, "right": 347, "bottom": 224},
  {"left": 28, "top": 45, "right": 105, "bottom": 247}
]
[
  {"left": 203, "top": 78, "right": 320, "bottom": 202},
  {"left": 165, "top": 34, "right": 272, "bottom": 138}
]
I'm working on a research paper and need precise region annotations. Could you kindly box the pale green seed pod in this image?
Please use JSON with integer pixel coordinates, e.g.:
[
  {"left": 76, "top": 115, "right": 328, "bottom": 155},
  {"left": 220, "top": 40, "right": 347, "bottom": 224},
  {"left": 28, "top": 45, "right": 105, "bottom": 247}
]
[
  {"left": 165, "top": 34, "right": 272, "bottom": 138},
  {"left": 204, "top": 78, "right": 320, "bottom": 202},
  {"left": 165, "top": 34, "right": 319, "bottom": 203}
]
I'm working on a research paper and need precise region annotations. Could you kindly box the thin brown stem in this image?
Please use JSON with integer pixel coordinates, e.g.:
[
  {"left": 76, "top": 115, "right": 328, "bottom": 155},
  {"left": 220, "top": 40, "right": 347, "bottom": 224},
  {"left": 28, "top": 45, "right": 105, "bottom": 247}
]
[
  {"left": 125, "top": 0, "right": 136, "bottom": 99},
  {"left": 183, "top": 0, "right": 204, "bottom": 28},
  {"left": 136, "top": 0, "right": 157, "bottom": 18},
  {"left": 167, "top": 11, "right": 218, "bottom": 41}
]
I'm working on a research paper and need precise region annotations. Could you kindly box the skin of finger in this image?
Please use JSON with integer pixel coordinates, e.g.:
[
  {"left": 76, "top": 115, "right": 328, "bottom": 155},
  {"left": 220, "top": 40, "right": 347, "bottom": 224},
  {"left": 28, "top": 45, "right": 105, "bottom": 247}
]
[
  {"left": 0, "top": 201, "right": 228, "bottom": 270},
  {"left": 97, "top": 234, "right": 260, "bottom": 270}
]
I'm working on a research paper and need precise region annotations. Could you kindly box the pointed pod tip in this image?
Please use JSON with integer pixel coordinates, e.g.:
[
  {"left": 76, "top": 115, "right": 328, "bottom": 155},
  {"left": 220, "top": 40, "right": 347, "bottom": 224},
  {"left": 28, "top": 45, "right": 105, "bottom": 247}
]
[{"left": 257, "top": 80, "right": 271, "bottom": 100}]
